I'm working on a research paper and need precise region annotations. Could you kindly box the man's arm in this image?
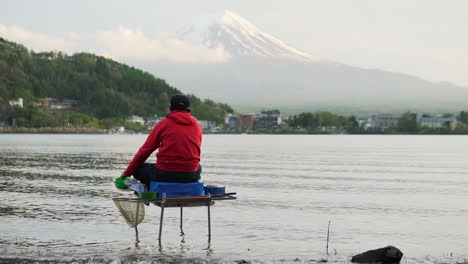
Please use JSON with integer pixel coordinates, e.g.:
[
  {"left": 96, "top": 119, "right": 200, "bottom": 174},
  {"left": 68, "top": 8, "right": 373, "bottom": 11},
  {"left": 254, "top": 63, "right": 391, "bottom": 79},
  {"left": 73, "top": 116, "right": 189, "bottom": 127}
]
[{"left": 122, "top": 121, "right": 165, "bottom": 177}]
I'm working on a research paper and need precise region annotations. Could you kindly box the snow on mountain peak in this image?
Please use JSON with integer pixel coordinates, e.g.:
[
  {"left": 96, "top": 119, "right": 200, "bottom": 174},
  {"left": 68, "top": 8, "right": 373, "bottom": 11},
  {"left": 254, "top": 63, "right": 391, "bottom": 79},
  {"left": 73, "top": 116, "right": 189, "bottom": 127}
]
[
  {"left": 179, "top": 10, "right": 323, "bottom": 63},
  {"left": 220, "top": 10, "right": 258, "bottom": 33}
]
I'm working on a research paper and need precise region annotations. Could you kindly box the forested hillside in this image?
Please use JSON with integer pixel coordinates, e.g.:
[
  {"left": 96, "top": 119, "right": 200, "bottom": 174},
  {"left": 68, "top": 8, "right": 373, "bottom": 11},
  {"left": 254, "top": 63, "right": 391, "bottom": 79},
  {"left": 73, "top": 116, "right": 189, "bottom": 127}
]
[{"left": 0, "top": 37, "right": 233, "bottom": 126}]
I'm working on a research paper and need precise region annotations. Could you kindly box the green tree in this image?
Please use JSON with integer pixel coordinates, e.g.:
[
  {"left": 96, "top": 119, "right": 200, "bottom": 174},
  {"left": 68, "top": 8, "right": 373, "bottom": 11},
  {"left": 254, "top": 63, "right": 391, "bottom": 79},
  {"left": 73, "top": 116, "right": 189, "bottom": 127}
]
[
  {"left": 346, "top": 115, "right": 360, "bottom": 133},
  {"left": 457, "top": 111, "right": 468, "bottom": 125},
  {"left": 296, "top": 112, "right": 318, "bottom": 130},
  {"left": 397, "top": 112, "right": 417, "bottom": 133},
  {"left": 317, "top": 111, "right": 336, "bottom": 127}
]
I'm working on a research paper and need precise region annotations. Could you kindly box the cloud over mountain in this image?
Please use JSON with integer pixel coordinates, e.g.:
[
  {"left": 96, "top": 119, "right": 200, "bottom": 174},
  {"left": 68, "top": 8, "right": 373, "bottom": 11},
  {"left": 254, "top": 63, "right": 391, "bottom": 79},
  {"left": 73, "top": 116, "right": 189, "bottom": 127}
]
[
  {"left": 0, "top": 24, "right": 75, "bottom": 52},
  {"left": 96, "top": 27, "right": 231, "bottom": 63},
  {"left": 0, "top": 24, "right": 230, "bottom": 63}
]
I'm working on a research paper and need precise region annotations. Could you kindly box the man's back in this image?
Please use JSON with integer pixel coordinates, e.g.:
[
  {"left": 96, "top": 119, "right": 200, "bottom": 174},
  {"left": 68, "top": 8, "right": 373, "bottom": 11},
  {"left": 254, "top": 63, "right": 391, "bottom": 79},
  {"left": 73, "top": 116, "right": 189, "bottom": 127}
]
[{"left": 156, "top": 110, "right": 202, "bottom": 172}]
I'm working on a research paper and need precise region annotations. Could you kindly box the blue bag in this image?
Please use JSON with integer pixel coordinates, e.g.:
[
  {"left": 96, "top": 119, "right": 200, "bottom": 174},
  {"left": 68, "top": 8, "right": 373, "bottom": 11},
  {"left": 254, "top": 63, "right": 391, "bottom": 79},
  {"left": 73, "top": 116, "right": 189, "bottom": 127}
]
[
  {"left": 204, "top": 185, "right": 226, "bottom": 195},
  {"left": 150, "top": 181, "right": 205, "bottom": 199}
]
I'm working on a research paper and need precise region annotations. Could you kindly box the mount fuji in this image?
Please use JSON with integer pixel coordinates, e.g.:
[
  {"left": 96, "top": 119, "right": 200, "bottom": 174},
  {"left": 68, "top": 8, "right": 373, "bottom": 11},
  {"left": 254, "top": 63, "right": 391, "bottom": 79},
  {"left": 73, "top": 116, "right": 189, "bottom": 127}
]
[
  {"left": 139, "top": 10, "right": 468, "bottom": 113},
  {"left": 178, "top": 10, "right": 323, "bottom": 63}
]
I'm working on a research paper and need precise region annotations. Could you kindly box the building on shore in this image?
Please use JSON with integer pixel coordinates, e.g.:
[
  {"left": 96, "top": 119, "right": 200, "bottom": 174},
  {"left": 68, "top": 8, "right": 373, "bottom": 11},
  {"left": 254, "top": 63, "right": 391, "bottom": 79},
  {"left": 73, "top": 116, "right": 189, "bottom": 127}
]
[
  {"left": 224, "top": 114, "right": 238, "bottom": 130},
  {"left": 416, "top": 114, "right": 457, "bottom": 130},
  {"left": 198, "top": 120, "right": 217, "bottom": 130},
  {"left": 223, "top": 110, "right": 282, "bottom": 131},
  {"left": 362, "top": 113, "right": 399, "bottom": 131},
  {"left": 237, "top": 114, "right": 256, "bottom": 130},
  {"left": 33, "top": 98, "right": 78, "bottom": 109},
  {"left": 9, "top": 98, "right": 23, "bottom": 108},
  {"left": 254, "top": 109, "right": 281, "bottom": 129},
  {"left": 33, "top": 98, "right": 51, "bottom": 108}
]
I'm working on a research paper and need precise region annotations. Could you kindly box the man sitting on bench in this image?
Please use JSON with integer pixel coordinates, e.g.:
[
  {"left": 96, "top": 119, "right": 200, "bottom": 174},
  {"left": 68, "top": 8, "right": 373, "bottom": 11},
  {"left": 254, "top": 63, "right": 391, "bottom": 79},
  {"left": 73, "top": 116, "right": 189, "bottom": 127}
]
[{"left": 120, "top": 94, "right": 202, "bottom": 189}]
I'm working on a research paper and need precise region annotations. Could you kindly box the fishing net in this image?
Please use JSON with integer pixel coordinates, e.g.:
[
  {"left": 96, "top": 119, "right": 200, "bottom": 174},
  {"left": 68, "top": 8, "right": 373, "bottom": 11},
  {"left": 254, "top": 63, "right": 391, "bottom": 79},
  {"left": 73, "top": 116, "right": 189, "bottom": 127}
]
[{"left": 113, "top": 198, "right": 145, "bottom": 228}]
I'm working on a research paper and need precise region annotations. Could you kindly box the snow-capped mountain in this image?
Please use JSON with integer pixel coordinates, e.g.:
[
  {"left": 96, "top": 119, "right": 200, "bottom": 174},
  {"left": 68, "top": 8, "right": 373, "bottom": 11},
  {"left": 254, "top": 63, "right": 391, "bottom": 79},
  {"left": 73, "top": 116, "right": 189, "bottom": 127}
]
[
  {"left": 141, "top": 10, "right": 468, "bottom": 112},
  {"left": 179, "top": 10, "right": 323, "bottom": 63}
]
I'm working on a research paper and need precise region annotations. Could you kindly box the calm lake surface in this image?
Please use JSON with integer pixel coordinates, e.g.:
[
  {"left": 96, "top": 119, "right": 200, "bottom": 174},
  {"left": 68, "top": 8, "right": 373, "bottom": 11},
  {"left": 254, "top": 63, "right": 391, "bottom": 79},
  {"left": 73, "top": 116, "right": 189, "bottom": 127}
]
[{"left": 0, "top": 134, "right": 467, "bottom": 264}]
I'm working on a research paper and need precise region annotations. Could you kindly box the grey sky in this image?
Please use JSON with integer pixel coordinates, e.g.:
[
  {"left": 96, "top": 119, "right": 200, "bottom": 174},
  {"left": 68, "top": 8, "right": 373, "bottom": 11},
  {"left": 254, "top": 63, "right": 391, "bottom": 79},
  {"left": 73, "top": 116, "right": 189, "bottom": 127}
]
[{"left": 1, "top": 0, "right": 467, "bottom": 86}]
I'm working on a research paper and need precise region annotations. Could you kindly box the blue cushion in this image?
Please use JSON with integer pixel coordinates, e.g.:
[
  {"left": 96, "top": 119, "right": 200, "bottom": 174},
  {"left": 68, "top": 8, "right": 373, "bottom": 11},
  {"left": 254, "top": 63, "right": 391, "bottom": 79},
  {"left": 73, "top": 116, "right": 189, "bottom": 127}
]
[{"left": 150, "top": 181, "right": 205, "bottom": 199}]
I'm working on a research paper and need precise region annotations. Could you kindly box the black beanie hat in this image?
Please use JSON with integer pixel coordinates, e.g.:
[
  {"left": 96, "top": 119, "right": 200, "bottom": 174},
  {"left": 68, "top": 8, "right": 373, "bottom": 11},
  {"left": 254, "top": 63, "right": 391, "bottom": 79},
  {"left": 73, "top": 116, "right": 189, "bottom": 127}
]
[{"left": 170, "top": 94, "right": 190, "bottom": 111}]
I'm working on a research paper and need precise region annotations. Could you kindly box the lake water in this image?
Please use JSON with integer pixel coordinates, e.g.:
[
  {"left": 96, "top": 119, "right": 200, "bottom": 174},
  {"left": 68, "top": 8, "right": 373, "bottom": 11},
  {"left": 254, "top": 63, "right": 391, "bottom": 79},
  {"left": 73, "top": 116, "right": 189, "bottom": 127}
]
[{"left": 0, "top": 134, "right": 467, "bottom": 264}]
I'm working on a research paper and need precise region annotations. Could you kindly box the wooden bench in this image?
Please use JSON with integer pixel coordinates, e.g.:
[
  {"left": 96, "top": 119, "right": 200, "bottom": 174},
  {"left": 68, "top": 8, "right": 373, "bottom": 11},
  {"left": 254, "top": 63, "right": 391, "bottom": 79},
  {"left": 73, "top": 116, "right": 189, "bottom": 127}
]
[
  {"left": 115, "top": 192, "right": 236, "bottom": 246},
  {"left": 155, "top": 193, "right": 214, "bottom": 245}
]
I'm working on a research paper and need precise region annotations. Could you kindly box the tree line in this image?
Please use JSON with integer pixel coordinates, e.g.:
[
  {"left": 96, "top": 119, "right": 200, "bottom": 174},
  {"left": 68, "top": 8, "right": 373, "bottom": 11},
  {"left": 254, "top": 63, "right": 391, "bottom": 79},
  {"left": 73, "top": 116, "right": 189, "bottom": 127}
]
[
  {"left": 287, "top": 111, "right": 360, "bottom": 133},
  {"left": 286, "top": 111, "right": 468, "bottom": 134}
]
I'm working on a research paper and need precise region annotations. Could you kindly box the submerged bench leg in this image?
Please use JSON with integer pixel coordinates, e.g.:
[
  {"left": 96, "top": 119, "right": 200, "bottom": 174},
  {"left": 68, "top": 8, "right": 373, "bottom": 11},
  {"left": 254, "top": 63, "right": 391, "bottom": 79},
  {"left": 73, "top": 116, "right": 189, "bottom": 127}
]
[
  {"left": 180, "top": 206, "right": 183, "bottom": 231},
  {"left": 158, "top": 193, "right": 166, "bottom": 247},
  {"left": 158, "top": 204, "right": 164, "bottom": 246},
  {"left": 135, "top": 201, "right": 140, "bottom": 247},
  {"left": 207, "top": 203, "right": 211, "bottom": 242}
]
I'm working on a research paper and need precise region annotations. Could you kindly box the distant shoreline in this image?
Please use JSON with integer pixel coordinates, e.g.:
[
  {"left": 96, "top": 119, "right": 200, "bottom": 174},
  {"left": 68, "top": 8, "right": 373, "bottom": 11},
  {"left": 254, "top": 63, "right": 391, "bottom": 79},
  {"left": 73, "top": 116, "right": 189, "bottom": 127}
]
[
  {"left": 0, "top": 127, "right": 106, "bottom": 134},
  {"left": 2, "top": 127, "right": 468, "bottom": 135}
]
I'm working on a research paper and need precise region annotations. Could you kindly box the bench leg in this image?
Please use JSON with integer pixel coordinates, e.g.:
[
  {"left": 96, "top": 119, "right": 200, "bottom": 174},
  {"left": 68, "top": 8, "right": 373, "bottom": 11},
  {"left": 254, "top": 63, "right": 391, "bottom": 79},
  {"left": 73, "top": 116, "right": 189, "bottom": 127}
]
[
  {"left": 158, "top": 203, "right": 165, "bottom": 246},
  {"left": 180, "top": 206, "right": 185, "bottom": 236},
  {"left": 180, "top": 206, "right": 183, "bottom": 230},
  {"left": 207, "top": 203, "right": 211, "bottom": 242},
  {"left": 135, "top": 200, "right": 140, "bottom": 247}
]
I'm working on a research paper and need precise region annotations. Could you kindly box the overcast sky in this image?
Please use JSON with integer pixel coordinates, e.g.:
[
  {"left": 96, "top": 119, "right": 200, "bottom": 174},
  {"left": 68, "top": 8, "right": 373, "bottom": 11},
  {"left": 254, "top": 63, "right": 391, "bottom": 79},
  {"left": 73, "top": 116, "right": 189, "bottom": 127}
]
[{"left": 1, "top": 0, "right": 467, "bottom": 86}]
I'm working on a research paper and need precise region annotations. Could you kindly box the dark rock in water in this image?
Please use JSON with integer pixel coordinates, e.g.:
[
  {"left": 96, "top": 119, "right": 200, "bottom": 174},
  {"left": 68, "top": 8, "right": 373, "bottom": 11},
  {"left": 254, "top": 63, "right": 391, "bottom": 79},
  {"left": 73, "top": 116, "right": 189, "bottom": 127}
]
[
  {"left": 235, "top": 260, "right": 251, "bottom": 264},
  {"left": 351, "top": 245, "right": 403, "bottom": 263},
  {"left": 307, "top": 259, "right": 328, "bottom": 263}
]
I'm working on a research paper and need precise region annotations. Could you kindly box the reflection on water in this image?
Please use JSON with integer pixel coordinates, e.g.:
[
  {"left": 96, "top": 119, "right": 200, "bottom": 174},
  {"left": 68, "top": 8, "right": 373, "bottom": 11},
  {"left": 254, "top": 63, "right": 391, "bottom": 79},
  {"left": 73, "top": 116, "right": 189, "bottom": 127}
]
[{"left": 0, "top": 134, "right": 468, "bottom": 263}]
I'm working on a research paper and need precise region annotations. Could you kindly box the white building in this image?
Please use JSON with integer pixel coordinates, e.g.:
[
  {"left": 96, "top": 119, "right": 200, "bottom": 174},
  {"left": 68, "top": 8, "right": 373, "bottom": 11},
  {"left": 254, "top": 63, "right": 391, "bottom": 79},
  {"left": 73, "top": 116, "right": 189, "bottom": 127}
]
[
  {"left": 417, "top": 114, "right": 457, "bottom": 130},
  {"left": 363, "top": 113, "right": 399, "bottom": 131},
  {"left": 9, "top": 98, "right": 23, "bottom": 108}
]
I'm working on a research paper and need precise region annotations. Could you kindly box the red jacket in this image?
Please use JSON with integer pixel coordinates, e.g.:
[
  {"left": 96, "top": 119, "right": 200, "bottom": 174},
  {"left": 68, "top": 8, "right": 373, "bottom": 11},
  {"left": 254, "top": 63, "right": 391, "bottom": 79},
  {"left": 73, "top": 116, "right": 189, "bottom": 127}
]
[{"left": 124, "top": 110, "right": 202, "bottom": 176}]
